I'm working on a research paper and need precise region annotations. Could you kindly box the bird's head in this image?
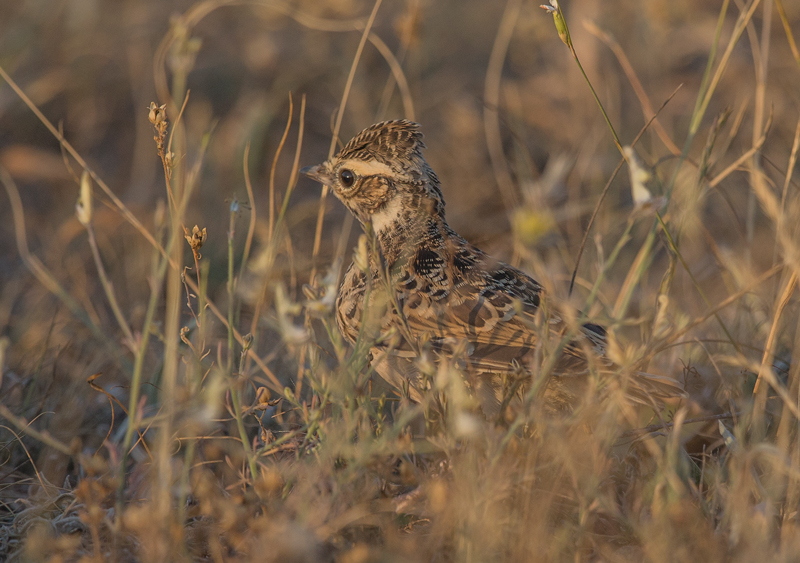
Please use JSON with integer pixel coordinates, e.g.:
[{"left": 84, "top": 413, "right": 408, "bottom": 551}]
[{"left": 301, "top": 120, "right": 445, "bottom": 235}]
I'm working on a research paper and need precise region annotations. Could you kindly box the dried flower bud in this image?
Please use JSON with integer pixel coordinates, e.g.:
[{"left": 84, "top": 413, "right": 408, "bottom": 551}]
[
  {"left": 255, "top": 386, "right": 271, "bottom": 404},
  {"left": 75, "top": 170, "right": 93, "bottom": 226},
  {"left": 241, "top": 333, "right": 253, "bottom": 352},
  {"left": 148, "top": 102, "right": 167, "bottom": 126},
  {"left": 623, "top": 146, "right": 666, "bottom": 216},
  {"left": 184, "top": 225, "right": 208, "bottom": 253},
  {"left": 541, "top": 0, "right": 571, "bottom": 48}
]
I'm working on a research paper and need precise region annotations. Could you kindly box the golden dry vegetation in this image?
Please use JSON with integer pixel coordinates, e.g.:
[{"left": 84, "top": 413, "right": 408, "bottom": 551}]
[{"left": 2, "top": 0, "right": 800, "bottom": 561}]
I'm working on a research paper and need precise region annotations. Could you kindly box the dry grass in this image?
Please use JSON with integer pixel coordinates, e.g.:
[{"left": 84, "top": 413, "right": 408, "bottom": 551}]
[{"left": 2, "top": 0, "right": 800, "bottom": 561}]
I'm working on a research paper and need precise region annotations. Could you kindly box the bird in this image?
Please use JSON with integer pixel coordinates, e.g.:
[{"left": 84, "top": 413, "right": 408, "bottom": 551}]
[{"left": 301, "top": 120, "right": 683, "bottom": 419}]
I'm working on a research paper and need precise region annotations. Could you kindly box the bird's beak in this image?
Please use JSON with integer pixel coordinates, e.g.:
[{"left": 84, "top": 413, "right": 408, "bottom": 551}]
[{"left": 300, "top": 163, "right": 332, "bottom": 185}]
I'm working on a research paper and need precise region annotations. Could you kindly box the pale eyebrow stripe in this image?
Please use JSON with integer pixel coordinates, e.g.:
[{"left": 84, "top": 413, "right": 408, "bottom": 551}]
[{"left": 341, "top": 159, "right": 395, "bottom": 177}]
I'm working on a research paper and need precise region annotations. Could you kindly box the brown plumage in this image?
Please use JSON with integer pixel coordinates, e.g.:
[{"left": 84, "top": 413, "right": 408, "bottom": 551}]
[{"left": 302, "top": 120, "right": 683, "bottom": 417}]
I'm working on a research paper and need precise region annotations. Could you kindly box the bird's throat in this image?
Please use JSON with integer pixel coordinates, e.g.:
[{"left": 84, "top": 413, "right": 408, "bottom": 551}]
[
  {"left": 370, "top": 195, "right": 446, "bottom": 264},
  {"left": 370, "top": 197, "right": 405, "bottom": 236}
]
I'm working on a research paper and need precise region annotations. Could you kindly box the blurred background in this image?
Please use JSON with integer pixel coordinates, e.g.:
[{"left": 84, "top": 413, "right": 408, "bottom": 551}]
[
  {"left": 3, "top": 0, "right": 800, "bottom": 452},
  {"left": 1, "top": 0, "right": 800, "bottom": 556}
]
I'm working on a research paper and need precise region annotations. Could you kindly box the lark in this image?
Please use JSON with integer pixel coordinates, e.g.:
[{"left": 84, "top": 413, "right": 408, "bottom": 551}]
[{"left": 302, "top": 120, "right": 682, "bottom": 417}]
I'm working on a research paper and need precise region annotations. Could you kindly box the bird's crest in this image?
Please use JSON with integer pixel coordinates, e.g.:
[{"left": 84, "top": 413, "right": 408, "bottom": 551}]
[{"left": 336, "top": 120, "right": 426, "bottom": 166}]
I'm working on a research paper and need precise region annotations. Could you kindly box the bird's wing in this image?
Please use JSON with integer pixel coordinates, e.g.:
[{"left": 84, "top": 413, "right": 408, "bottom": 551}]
[
  {"left": 388, "top": 241, "right": 685, "bottom": 397},
  {"left": 389, "top": 241, "right": 601, "bottom": 376}
]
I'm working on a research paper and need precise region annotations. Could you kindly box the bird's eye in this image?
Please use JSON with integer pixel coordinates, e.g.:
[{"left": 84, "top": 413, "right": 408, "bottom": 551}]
[{"left": 339, "top": 168, "right": 355, "bottom": 188}]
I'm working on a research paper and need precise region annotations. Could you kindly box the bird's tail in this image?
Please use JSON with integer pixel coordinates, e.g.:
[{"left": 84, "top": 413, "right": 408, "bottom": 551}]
[{"left": 626, "top": 371, "right": 686, "bottom": 407}]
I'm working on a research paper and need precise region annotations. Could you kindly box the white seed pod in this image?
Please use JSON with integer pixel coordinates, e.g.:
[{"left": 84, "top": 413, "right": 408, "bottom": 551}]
[{"left": 76, "top": 170, "right": 93, "bottom": 226}]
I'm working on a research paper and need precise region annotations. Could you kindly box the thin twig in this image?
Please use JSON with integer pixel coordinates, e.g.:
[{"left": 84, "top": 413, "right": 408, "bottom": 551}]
[
  {"left": 774, "top": 117, "right": 800, "bottom": 267},
  {"left": 775, "top": 0, "right": 800, "bottom": 67},
  {"left": 0, "top": 63, "right": 179, "bottom": 273},
  {"left": 484, "top": 0, "right": 523, "bottom": 211},
  {"left": 269, "top": 96, "right": 294, "bottom": 242},
  {"left": 0, "top": 58, "right": 282, "bottom": 395},
  {"left": 375, "top": 0, "right": 418, "bottom": 120},
  {"left": 0, "top": 404, "right": 75, "bottom": 457},
  {"left": 0, "top": 167, "right": 115, "bottom": 353},
  {"left": 690, "top": 0, "right": 762, "bottom": 135},
  {"left": 568, "top": 86, "right": 682, "bottom": 295},
  {"left": 583, "top": 20, "right": 681, "bottom": 156},
  {"left": 86, "top": 226, "right": 136, "bottom": 352},
  {"left": 621, "top": 412, "right": 740, "bottom": 438},
  {"left": 368, "top": 33, "right": 415, "bottom": 121},
  {"left": 653, "top": 263, "right": 783, "bottom": 356},
  {"left": 310, "top": 0, "right": 384, "bottom": 282},
  {"left": 708, "top": 129, "right": 769, "bottom": 188},
  {"left": 753, "top": 272, "right": 797, "bottom": 397},
  {"left": 656, "top": 212, "right": 743, "bottom": 356}
]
